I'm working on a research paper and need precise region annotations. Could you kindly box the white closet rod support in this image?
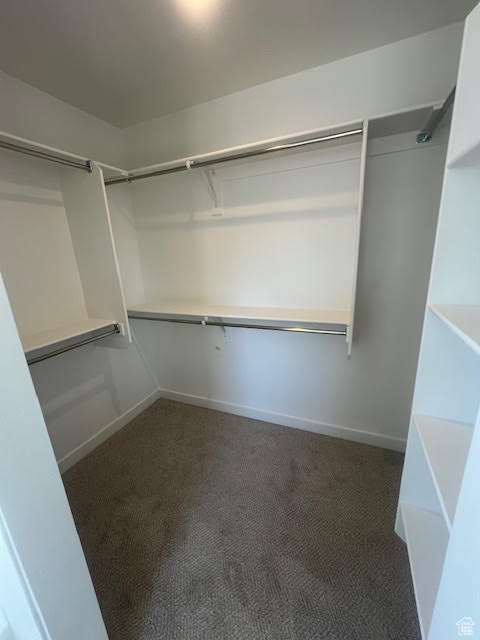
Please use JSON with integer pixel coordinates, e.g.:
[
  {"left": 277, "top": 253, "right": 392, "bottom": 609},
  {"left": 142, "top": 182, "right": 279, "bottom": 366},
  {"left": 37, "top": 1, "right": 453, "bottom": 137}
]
[
  {"left": 128, "top": 315, "right": 347, "bottom": 336},
  {"left": 416, "top": 86, "right": 456, "bottom": 144},
  {"left": 104, "top": 127, "right": 363, "bottom": 186},
  {"left": 0, "top": 139, "right": 93, "bottom": 173}
]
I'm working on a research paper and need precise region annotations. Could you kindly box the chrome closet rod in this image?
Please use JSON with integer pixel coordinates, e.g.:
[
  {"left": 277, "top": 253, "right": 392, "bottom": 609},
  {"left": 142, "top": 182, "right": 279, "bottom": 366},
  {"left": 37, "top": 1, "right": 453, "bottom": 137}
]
[
  {"left": 27, "top": 325, "right": 120, "bottom": 366},
  {"left": 104, "top": 127, "right": 363, "bottom": 186},
  {"left": 128, "top": 314, "right": 347, "bottom": 336},
  {"left": 0, "top": 139, "right": 93, "bottom": 172}
]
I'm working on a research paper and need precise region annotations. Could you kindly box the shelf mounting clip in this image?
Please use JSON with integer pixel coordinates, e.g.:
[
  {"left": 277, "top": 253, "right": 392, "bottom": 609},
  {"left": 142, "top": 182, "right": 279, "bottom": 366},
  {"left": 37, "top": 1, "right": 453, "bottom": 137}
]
[{"left": 186, "top": 160, "right": 222, "bottom": 215}]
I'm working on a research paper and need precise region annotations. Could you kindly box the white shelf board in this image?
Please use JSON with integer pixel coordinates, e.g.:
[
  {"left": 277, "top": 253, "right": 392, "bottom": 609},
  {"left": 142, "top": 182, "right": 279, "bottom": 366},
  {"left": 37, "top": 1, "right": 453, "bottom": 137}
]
[
  {"left": 400, "top": 503, "right": 449, "bottom": 639},
  {"left": 22, "top": 318, "right": 115, "bottom": 354},
  {"left": 127, "top": 301, "right": 349, "bottom": 327},
  {"left": 414, "top": 415, "right": 473, "bottom": 530},
  {"left": 430, "top": 305, "right": 480, "bottom": 356}
]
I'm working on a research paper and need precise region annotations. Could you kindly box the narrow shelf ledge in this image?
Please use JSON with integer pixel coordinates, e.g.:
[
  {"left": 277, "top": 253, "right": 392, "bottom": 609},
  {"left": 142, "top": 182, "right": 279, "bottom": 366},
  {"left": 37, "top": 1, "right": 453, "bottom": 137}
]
[
  {"left": 400, "top": 503, "right": 449, "bottom": 639},
  {"left": 127, "top": 301, "right": 349, "bottom": 334},
  {"left": 414, "top": 415, "right": 473, "bottom": 530},
  {"left": 23, "top": 319, "right": 119, "bottom": 365},
  {"left": 430, "top": 305, "right": 480, "bottom": 356}
]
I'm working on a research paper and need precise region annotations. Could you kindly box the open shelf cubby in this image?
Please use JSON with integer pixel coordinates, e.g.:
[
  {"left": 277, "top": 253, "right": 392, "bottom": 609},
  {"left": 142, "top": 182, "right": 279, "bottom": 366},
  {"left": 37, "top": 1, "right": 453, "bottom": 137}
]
[{"left": 400, "top": 503, "right": 449, "bottom": 639}]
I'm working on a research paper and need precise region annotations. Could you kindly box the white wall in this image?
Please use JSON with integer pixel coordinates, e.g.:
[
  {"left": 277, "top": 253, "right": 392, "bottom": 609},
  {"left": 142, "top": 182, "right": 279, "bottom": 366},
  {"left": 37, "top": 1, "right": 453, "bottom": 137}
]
[
  {"left": 28, "top": 176, "right": 158, "bottom": 470},
  {"left": 125, "top": 23, "right": 463, "bottom": 167},
  {"left": 0, "top": 69, "right": 127, "bottom": 167},
  {"left": 0, "top": 151, "right": 87, "bottom": 338},
  {"left": 130, "top": 133, "right": 447, "bottom": 448},
  {"left": 132, "top": 140, "right": 362, "bottom": 313},
  {"left": 120, "top": 24, "right": 462, "bottom": 448}
]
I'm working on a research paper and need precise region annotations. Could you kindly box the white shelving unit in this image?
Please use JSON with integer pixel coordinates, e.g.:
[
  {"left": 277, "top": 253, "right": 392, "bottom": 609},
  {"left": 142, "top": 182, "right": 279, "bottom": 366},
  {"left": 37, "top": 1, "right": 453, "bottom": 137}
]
[
  {"left": 396, "top": 4, "right": 480, "bottom": 638},
  {"left": 0, "top": 146, "right": 131, "bottom": 364},
  {"left": 122, "top": 119, "right": 368, "bottom": 353},
  {"left": 123, "top": 106, "right": 446, "bottom": 353},
  {"left": 401, "top": 503, "right": 449, "bottom": 638},
  {"left": 413, "top": 415, "right": 472, "bottom": 529},
  {"left": 0, "top": 98, "right": 451, "bottom": 364}
]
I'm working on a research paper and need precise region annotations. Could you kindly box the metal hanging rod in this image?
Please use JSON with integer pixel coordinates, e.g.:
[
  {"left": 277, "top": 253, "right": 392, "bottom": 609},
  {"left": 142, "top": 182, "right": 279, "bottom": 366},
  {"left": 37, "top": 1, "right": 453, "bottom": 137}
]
[
  {"left": 127, "top": 314, "right": 347, "bottom": 336},
  {"left": 105, "top": 127, "right": 363, "bottom": 186},
  {"left": 0, "top": 138, "right": 93, "bottom": 172},
  {"left": 27, "top": 324, "right": 120, "bottom": 366},
  {"left": 417, "top": 86, "right": 456, "bottom": 144}
]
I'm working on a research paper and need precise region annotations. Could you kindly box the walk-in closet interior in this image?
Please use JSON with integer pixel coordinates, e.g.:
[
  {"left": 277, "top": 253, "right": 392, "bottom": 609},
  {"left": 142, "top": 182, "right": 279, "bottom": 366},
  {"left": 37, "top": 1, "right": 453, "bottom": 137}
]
[{"left": 1, "top": 1, "right": 479, "bottom": 639}]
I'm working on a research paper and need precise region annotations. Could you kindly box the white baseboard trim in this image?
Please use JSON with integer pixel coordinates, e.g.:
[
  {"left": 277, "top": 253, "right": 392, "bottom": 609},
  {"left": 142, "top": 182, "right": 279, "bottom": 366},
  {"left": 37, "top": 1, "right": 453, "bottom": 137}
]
[
  {"left": 158, "top": 388, "right": 406, "bottom": 452},
  {"left": 58, "top": 389, "right": 161, "bottom": 473},
  {"left": 57, "top": 386, "right": 406, "bottom": 473}
]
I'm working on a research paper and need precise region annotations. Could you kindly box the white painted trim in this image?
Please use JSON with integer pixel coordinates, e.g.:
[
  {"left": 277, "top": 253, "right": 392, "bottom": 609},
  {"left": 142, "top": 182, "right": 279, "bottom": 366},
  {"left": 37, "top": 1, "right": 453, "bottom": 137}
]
[
  {"left": 58, "top": 389, "right": 161, "bottom": 472},
  {"left": 158, "top": 388, "right": 406, "bottom": 452}
]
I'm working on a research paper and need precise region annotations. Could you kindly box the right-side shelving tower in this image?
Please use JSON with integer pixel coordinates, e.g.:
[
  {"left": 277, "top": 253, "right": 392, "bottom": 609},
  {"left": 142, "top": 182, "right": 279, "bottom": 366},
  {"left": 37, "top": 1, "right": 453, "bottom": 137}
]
[{"left": 396, "top": 4, "right": 480, "bottom": 639}]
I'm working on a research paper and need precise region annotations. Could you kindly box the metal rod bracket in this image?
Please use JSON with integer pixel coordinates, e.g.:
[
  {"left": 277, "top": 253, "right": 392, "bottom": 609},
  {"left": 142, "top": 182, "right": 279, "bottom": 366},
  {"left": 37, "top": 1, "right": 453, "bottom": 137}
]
[{"left": 416, "top": 86, "right": 456, "bottom": 144}]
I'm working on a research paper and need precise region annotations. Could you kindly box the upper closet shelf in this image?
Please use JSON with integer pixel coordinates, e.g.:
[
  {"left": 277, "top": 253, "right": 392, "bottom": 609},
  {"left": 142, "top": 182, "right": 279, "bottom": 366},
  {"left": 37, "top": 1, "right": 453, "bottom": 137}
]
[
  {"left": 23, "top": 319, "right": 120, "bottom": 365},
  {"left": 128, "top": 302, "right": 349, "bottom": 335},
  {"left": 400, "top": 502, "right": 449, "bottom": 639},
  {"left": 430, "top": 305, "right": 480, "bottom": 356}
]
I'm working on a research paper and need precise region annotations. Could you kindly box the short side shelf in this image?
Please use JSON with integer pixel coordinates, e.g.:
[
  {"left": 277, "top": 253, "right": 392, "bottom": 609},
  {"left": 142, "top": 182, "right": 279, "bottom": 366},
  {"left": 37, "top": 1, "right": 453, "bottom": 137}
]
[
  {"left": 23, "top": 319, "right": 120, "bottom": 365},
  {"left": 400, "top": 503, "right": 449, "bottom": 639},
  {"left": 414, "top": 415, "right": 473, "bottom": 530}
]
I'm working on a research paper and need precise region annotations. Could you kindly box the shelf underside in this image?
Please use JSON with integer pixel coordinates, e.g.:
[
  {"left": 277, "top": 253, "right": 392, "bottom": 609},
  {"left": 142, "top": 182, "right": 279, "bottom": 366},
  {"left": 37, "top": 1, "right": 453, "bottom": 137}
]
[
  {"left": 430, "top": 305, "right": 480, "bottom": 356},
  {"left": 23, "top": 319, "right": 118, "bottom": 364},
  {"left": 127, "top": 302, "right": 349, "bottom": 333},
  {"left": 414, "top": 414, "right": 473, "bottom": 530},
  {"left": 400, "top": 503, "right": 449, "bottom": 639}
]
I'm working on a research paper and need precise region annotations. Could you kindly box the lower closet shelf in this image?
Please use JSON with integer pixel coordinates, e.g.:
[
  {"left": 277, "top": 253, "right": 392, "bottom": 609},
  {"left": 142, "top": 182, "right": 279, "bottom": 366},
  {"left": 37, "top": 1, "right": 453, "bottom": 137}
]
[
  {"left": 127, "top": 301, "right": 349, "bottom": 334},
  {"left": 400, "top": 502, "right": 449, "bottom": 639},
  {"left": 23, "top": 319, "right": 120, "bottom": 365}
]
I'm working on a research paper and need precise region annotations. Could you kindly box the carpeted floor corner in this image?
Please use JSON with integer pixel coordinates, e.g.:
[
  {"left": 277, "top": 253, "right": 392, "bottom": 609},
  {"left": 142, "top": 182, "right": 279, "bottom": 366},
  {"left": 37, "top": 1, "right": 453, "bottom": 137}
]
[{"left": 63, "top": 398, "right": 420, "bottom": 640}]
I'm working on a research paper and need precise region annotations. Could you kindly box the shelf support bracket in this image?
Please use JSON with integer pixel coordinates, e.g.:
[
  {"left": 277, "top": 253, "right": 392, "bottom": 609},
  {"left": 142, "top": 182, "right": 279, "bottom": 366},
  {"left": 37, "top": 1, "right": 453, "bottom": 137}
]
[
  {"left": 416, "top": 86, "right": 456, "bottom": 144},
  {"left": 200, "top": 169, "right": 219, "bottom": 209},
  {"left": 186, "top": 160, "right": 221, "bottom": 214}
]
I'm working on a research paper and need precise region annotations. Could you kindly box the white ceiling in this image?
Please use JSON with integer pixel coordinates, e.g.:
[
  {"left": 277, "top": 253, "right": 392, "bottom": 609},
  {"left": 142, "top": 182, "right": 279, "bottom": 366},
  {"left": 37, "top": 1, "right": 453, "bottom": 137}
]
[{"left": 0, "top": 0, "right": 475, "bottom": 128}]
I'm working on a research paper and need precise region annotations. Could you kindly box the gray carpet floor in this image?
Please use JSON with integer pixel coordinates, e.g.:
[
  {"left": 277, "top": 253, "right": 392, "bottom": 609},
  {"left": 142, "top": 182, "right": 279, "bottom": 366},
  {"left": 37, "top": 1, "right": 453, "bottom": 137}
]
[{"left": 63, "top": 399, "right": 420, "bottom": 640}]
